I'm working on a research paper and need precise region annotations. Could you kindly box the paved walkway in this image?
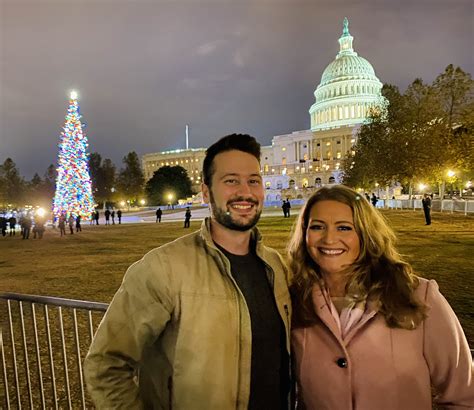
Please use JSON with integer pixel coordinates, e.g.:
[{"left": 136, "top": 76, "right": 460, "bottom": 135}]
[{"left": 116, "top": 206, "right": 289, "bottom": 224}]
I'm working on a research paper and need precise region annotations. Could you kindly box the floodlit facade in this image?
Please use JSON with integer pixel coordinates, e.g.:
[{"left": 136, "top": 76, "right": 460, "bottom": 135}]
[
  {"left": 142, "top": 18, "right": 385, "bottom": 201},
  {"left": 262, "top": 17, "right": 385, "bottom": 202},
  {"left": 142, "top": 148, "right": 206, "bottom": 187}
]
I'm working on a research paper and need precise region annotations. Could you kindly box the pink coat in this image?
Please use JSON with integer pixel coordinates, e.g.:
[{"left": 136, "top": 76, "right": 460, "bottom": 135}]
[{"left": 292, "top": 278, "right": 474, "bottom": 409}]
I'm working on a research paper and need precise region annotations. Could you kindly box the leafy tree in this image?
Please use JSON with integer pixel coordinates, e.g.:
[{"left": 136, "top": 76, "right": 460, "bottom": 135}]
[
  {"left": 88, "top": 152, "right": 103, "bottom": 198},
  {"left": 43, "top": 164, "right": 57, "bottom": 200},
  {"left": 145, "top": 166, "right": 193, "bottom": 205},
  {"left": 117, "top": 151, "right": 144, "bottom": 205},
  {"left": 343, "top": 66, "right": 473, "bottom": 197},
  {"left": 0, "top": 158, "right": 26, "bottom": 206},
  {"left": 88, "top": 152, "right": 117, "bottom": 205}
]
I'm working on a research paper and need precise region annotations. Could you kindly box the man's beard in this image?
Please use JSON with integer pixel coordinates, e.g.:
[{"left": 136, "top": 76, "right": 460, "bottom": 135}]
[{"left": 209, "top": 191, "right": 262, "bottom": 232}]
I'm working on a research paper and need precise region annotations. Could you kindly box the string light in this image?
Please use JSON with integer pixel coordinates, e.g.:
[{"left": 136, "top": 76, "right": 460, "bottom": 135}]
[{"left": 52, "top": 92, "right": 95, "bottom": 219}]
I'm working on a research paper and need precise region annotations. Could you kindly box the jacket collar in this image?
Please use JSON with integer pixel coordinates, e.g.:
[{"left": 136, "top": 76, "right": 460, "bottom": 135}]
[
  {"left": 311, "top": 283, "right": 379, "bottom": 345},
  {"left": 199, "top": 217, "right": 263, "bottom": 252}
]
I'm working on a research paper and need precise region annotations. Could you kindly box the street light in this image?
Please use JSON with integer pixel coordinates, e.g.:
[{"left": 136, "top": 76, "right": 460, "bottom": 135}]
[
  {"left": 140, "top": 199, "right": 146, "bottom": 205},
  {"left": 447, "top": 170, "right": 456, "bottom": 178},
  {"left": 418, "top": 183, "right": 426, "bottom": 192}
]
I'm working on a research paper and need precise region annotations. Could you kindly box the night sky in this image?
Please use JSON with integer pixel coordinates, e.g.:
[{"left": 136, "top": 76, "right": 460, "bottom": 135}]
[{"left": 1, "top": 0, "right": 472, "bottom": 178}]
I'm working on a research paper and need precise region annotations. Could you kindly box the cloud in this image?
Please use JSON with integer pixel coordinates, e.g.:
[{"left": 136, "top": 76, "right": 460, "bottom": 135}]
[
  {"left": 233, "top": 49, "right": 245, "bottom": 67},
  {"left": 195, "top": 40, "right": 226, "bottom": 56}
]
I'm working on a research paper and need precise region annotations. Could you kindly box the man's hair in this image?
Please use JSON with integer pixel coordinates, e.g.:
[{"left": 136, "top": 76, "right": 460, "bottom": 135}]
[
  {"left": 288, "top": 185, "right": 427, "bottom": 330},
  {"left": 202, "top": 134, "right": 261, "bottom": 187}
]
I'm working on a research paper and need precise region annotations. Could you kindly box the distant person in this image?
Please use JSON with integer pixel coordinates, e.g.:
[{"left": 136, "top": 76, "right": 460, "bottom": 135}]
[
  {"left": 111, "top": 210, "right": 115, "bottom": 225},
  {"left": 156, "top": 207, "right": 162, "bottom": 223},
  {"left": 0, "top": 216, "right": 7, "bottom": 237},
  {"left": 364, "top": 192, "right": 370, "bottom": 202},
  {"left": 21, "top": 214, "right": 32, "bottom": 239},
  {"left": 8, "top": 215, "right": 16, "bottom": 236},
  {"left": 281, "top": 200, "right": 288, "bottom": 217},
  {"left": 68, "top": 215, "right": 75, "bottom": 234},
  {"left": 84, "top": 133, "right": 291, "bottom": 409},
  {"left": 371, "top": 193, "right": 378, "bottom": 207},
  {"left": 76, "top": 215, "right": 82, "bottom": 232},
  {"left": 33, "top": 216, "right": 45, "bottom": 239},
  {"left": 184, "top": 207, "right": 191, "bottom": 228},
  {"left": 95, "top": 210, "right": 100, "bottom": 225},
  {"left": 285, "top": 199, "right": 291, "bottom": 217},
  {"left": 117, "top": 209, "right": 122, "bottom": 224},
  {"left": 105, "top": 209, "right": 111, "bottom": 226},
  {"left": 422, "top": 193, "right": 432, "bottom": 225},
  {"left": 58, "top": 213, "right": 66, "bottom": 237}
]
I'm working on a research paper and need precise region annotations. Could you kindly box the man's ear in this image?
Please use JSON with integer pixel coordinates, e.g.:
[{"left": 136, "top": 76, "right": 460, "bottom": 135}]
[{"left": 201, "top": 183, "right": 210, "bottom": 204}]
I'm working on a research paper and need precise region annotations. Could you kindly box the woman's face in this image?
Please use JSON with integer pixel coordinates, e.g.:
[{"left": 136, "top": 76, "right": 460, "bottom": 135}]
[{"left": 305, "top": 200, "right": 360, "bottom": 278}]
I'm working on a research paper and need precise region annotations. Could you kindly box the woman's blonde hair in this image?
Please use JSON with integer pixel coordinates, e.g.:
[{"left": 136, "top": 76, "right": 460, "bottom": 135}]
[{"left": 288, "top": 185, "right": 427, "bottom": 329}]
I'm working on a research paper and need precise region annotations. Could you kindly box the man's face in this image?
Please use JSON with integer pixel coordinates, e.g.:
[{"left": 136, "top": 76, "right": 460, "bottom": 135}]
[{"left": 202, "top": 150, "right": 264, "bottom": 232}]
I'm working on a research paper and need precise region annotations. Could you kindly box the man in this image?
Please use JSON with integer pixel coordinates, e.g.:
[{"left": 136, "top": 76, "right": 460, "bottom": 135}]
[
  {"left": 422, "top": 193, "right": 432, "bottom": 225},
  {"left": 84, "top": 134, "right": 291, "bottom": 409},
  {"left": 285, "top": 198, "right": 291, "bottom": 217},
  {"left": 104, "top": 209, "right": 111, "bottom": 226},
  {"left": 117, "top": 209, "right": 122, "bottom": 224},
  {"left": 183, "top": 206, "right": 191, "bottom": 228},
  {"left": 156, "top": 207, "right": 162, "bottom": 223}
]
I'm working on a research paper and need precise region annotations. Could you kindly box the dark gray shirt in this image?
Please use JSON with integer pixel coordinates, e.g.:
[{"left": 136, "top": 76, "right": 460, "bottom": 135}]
[{"left": 218, "top": 244, "right": 289, "bottom": 410}]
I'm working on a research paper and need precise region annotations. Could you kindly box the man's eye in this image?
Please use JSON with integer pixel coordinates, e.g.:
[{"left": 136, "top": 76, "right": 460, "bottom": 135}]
[
  {"left": 225, "top": 179, "right": 237, "bottom": 184},
  {"left": 249, "top": 179, "right": 261, "bottom": 185}
]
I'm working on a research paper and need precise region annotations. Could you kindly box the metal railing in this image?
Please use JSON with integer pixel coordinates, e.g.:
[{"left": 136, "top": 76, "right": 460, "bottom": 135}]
[
  {"left": 1, "top": 292, "right": 473, "bottom": 409},
  {"left": 0, "top": 292, "right": 107, "bottom": 409}
]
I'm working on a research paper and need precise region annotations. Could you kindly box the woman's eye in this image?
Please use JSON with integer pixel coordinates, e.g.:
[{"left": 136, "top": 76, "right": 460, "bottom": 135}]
[
  {"left": 309, "top": 225, "right": 324, "bottom": 230},
  {"left": 338, "top": 226, "right": 352, "bottom": 231}
]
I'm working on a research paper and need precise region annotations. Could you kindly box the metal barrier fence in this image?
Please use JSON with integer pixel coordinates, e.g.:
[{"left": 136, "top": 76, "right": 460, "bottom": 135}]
[
  {"left": 0, "top": 292, "right": 107, "bottom": 409},
  {"left": 1, "top": 292, "right": 473, "bottom": 408}
]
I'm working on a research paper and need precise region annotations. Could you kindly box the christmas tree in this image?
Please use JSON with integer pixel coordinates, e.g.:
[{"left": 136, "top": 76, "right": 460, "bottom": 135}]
[{"left": 53, "top": 91, "right": 95, "bottom": 219}]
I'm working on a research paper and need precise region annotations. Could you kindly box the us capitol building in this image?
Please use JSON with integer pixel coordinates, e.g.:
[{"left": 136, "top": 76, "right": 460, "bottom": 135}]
[{"left": 142, "top": 18, "right": 385, "bottom": 202}]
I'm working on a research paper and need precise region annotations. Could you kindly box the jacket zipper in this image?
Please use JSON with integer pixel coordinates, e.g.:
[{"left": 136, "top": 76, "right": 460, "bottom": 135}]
[{"left": 168, "top": 376, "right": 173, "bottom": 410}]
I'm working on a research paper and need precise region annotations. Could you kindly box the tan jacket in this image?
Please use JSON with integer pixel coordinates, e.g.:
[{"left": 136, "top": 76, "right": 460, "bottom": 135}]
[
  {"left": 84, "top": 218, "right": 292, "bottom": 409},
  {"left": 292, "top": 278, "right": 473, "bottom": 410}
]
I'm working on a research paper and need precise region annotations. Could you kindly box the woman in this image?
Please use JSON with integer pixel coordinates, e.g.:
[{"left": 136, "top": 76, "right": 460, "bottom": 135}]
[{"left": 288, "top": 185, "right": 473, "bottom": 409}]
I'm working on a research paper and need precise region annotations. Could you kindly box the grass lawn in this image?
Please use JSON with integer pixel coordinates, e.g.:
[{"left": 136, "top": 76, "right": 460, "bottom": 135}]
[{"left": 1, "top": 209, "right": 473, "bottom": 345}]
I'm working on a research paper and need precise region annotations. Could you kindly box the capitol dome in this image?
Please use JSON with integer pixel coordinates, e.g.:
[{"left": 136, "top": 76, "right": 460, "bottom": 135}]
[{"left": 309, "top": 18, "right": 384, "bottom": 131}]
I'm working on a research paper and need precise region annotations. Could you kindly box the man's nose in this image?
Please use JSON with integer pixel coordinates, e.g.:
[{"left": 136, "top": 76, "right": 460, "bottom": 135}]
[{"left": 237, "top": 182, "right": 253, "bottom": 196}]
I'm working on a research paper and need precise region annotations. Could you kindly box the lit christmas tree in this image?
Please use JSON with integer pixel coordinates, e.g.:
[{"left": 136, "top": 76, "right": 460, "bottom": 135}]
[{"left": 53, "top": 91, "right": 95, "bottom": 219}]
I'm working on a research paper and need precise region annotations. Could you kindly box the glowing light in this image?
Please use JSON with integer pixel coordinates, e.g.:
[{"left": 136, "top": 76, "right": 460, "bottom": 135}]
[
  {"left": 70, "top": 90, "right": 78, "bottom": 100},
  {"left": 120, "top": 201, "right": 126, "bottom": 207},
  {"left": 418, "top": 183, "right": 426, "bottom": 191},
  {"left": 447, "top": 170, "right": 455, "bottom": 178},
  {"left": 140, "top": 199, "right": 146, "bottom": 205},
  {"left": 36, "top": 208, "right": 46, "bottom": 217},
  {"left": 167, "top": 193, "right": 174, "bottom": 202}
]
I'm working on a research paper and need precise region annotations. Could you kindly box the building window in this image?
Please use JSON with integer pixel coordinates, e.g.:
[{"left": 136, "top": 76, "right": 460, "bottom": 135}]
[
  {"left": 336, "top": 152, "right": 342, "bottom": 159},
  {"left": 277, "top": 181, "right": 282, "bottom": 189},
  {"left": 264, "top": 164, "right": 269, "bottom": 172},
  {"left": 282, "top": 157, "right": 287, "bottom": 165},
  {"left": 329, "top": 176, "right": 336, "bottom": 184},
  {"left": 265, "top": 181, "right": 271, "bottom": 189},
  {"left": 289, "top": 180, "right": 295, "bottom": 188},
  {"left": 315, "top": 177, "right": 322, "bottom": 186}
]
